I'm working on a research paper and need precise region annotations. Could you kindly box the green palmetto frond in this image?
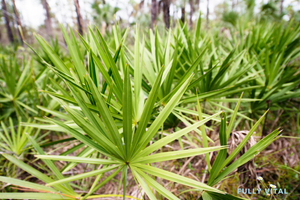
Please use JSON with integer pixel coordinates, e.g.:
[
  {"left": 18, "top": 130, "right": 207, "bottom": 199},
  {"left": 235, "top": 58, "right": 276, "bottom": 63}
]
[
  {"left": 2, "top": 25, "right": 228, "bottom": 199},
  {"left": 0, "top": 18, "right": 288, "bottom": 199}
]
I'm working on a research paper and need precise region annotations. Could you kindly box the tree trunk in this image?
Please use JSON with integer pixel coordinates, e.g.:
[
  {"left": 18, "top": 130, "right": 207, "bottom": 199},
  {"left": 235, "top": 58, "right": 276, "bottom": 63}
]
[
  {"left": 2, "top": 0, "right": 14, "bottom": 43},
  {"left": 206, "top": 0, "right": 209, "bottom": 29},
  {"left": 280, "top": 0, "right": 284, "bottom": 15},
  {"left": 189, "top": 0, "right": 194, "bottom": 27},
  {"left": 158, "top": 0, "right": 163, "bottom": 15},
  {"left": 42, "top": 0, "right": 53, "bottom": 37},
  {"left": 151, "top": 0, "right": 157, "bottom": 29},
  {"left": 195, "top": 0, "right": 200, "bottom": 10},
  {"left": 12, "top": 0, "right": 23, "bottom": 44},
  {"left": 74, "top": 0, "right": 84, "bottom": 35},
  {"left": 139, "top": 0, "right": 145, "bottom": 11},
  {"left": 181, "top": 7, "right": 185, "bottom": 24},
  {"left": 163, "top": 0, "right": 170, "bottom": 29}
]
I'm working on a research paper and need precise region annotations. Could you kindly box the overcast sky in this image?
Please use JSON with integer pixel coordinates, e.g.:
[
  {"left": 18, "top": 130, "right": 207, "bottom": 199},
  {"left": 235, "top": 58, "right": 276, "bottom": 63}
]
[{"left": 14, "top": 0, "right": 300, "bottom": 29}]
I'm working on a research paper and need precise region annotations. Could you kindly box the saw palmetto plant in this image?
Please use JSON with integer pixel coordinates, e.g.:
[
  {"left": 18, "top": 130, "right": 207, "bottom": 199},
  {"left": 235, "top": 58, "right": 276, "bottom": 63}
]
[
  {"left": 116, "top": 18, "right": 259, "bottom": 131},
  {"left": 0, "top": 16, "right": 294, "bottom": 199},
  {"left": 246, "top": 22, "right": 300, "bottom": 116},
  {"left": 1, "top": 69, "right": 225, "bottom": 199},
  {"left": 2, "top": 25, "right": 228, "bottom": 198},
  {"left": 0, "top": 117, "right": 47, "bottom": 178},
  {"left": 0, "top": 56, "right": 39, "bottom": 120},
  {"left": 1, "top": 23, "right": 282, "bottom": 199},
  {"left": 201, "top": 96, "right": 281, "bottom": 199}
]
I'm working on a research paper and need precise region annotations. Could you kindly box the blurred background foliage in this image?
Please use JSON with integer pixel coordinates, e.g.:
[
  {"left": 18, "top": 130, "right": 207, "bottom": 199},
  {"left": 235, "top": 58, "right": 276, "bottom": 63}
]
[{"left": 1, "top": 0, "right": 300, "bottom": 45}]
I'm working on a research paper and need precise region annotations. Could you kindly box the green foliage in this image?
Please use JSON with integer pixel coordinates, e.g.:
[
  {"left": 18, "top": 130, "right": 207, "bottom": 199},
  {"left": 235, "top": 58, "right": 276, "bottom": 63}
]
[
  {"left": 0, "top": 56, "right": 38, "bottom": 120},
  {"left": 222, "top": 11, "right": 239, "bottom": 27},
  {"left": 0, "top": 118, "right": 47, "bottom": 177},
  {"left": 6, "top": 24, "right": 227, "bottom": 199},
  {"left": 0, "top": 12, "right": 299, "bottom": 200}
]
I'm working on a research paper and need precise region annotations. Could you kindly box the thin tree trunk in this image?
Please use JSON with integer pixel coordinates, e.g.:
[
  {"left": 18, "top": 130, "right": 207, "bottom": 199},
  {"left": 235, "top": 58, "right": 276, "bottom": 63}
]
[
  {"left": 151, "top": 0, "right": 157, "bottom": 29},
  {"left": 181, "top": 7, "right": 185, "bottom": 24},
  {"left": 158, "top": 0, "right": 163, "bottom": 15},
  {"left": 12, "top": 0, "right": 23, "bottom": 44},
  {"left": 139, "top": 0, "right": 145, "bottom": 11},
  {"left": 195, "top": 0, "right": 200, "bottom": 10},
  {"left": 42, "top": 0, "right": 53, "bottom": 37},
  {"left": 2, "top": 0, "right": 14, "bottom": 43},
  {"left": 163, "top": 0, "right": 170, "bottom": 29},
  {"left": 189, "top": 0, "right": 194, "bottom": 27},
  {"left": 206, "top": 0, "right": 209, "bottom": 29},
  {"left": 280, "top": 0, "right": 284, "bottom": 15},
  {"left": 74, "top": 0, "right": 84, "bottom": 35}
]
